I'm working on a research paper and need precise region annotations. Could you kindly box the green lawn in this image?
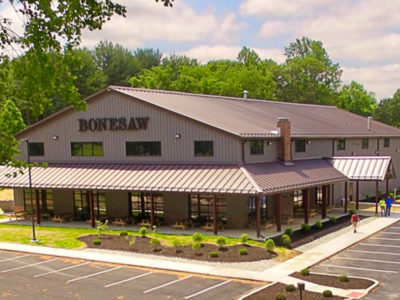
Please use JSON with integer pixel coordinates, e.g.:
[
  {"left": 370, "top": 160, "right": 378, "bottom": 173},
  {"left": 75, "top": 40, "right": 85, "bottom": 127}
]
[{"left": 0, "top": 215, "right": 8, "bottom": 219}]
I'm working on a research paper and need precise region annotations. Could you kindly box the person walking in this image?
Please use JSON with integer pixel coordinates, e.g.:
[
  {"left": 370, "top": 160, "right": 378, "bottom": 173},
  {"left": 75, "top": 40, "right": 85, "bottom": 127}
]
[
  {"left": 385, "top": 196, "right": 393, "bottom": 217},
  {"left": 351, "top": 211, "right": 360, "bottom": 233},
  {"left": 379, "top": 198, "right": 386, "bottom": 217}
]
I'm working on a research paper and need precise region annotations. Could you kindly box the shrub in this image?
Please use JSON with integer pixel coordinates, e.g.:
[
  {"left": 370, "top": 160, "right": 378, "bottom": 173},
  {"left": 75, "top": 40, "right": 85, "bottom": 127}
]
[
  {"left": 300, "top": 268, "right": 310, "bottom": 276},
  {"left": 93, "top": 239, "right": 101, "bottom": 246},
  {"left": 365, "top": 193, "right": 370, "bottom": 201},
  {"left": 216, "top": 237, "right": 227, "bottom": 248},
  {"left": 275, "top": 293, "right": 286, "bottom": 300},
  {"left": 313, "top": 221, "right": 323, "bottom": 230},
  {"left": 129, "top": 236, "right": 136, "bottom": 246},
  {"left": 281, "top": 234, "right": 291, "bottom": 246},
  {"left": 192, "top": 232, "right": 203, "bottom": 243},
  {"left": 150, "top": 238, "right": 161, "bottom": 250},
  {"left": 192, "top": 241, "right": 202, "bottom": 252},
  {"left": 239, "top": 248, "right": 248, "bottom": 255},
  {"left": 172, "top": 239, "right": 181, "bottom": 251},
  {"left": 95, "top": 220, "right": 109, "bottom": 239},
  {"left": 348, "top": 209, "right": 356, "bottom": 216},
  {"left": 284, "top": 227, "right": 294, "bottom": 236},
  {"left": 139, "top": 226, "right": 148, "bottom": 238},
  {"left": 284, "top": 284, "right": 295, "bottom": 292},
  {"left": 265, "top": 238, "right": 276, "bottom": 251},
  {"left": 338, "top": 275, "right": 349, "bottom": 282},
  {"left": 240, "top": 233, "right": 248, "bottom": 244},
  {"left": 120, "top": 230, "right": 128, "bottom": 237},
  {"left": 301, "top": 223, "right": 311, "bottom": 232},
  {"left": 209, "top": 251, "right": 219, "bottom": 258},
  {"left": 329, "top": 216, "right": 337, "bottom": 224},
  {"left": 322, "top": 290, "right": 333, "bottom": 297}
]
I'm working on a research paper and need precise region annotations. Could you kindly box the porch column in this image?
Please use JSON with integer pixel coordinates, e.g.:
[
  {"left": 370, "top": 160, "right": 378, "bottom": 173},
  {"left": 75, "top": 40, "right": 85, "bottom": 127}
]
[
  {"left": 150, "top": 194, "right": 155, "bottom": 227},
  {"left": 386, "top": 177, "right": 389, "bottom": 198},
  {"left": 321, "top": 185, "right": 327, "bottom": 219},
  {"left": 303, "top": 189, "right": 309, "bottom": 224},
  {"left": 327, "top": 185, "right": 331, "bottom": 206},
  {"left": 213, "top": 194, "right": 218, "bottom": 235},
  {"left": 344, "top": 181, "right": 348, "bottom": 213},
  {"left": 35, "top": 189, "right": 41, "bottom": 225},
  {"left": 256, "top": 196, "right": 261, "bottom": 238},
  {"left": 276, "top": 194, "right": 282, "bottom": 232},
  {"left": 375, "top": 180, "right": 379, "bottom": 214},
  {"left": 356, "top": 181, "right": 359, "bottom": 210},
  {"left": 89, "top": 191, "right": 95, "bottom": 228}
]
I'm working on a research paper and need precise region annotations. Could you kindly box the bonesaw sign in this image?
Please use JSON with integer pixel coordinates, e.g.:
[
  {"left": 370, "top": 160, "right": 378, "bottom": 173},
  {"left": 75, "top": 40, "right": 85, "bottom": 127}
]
[{"left": 78, "top": 117, "right": 149, "bottom": 132}]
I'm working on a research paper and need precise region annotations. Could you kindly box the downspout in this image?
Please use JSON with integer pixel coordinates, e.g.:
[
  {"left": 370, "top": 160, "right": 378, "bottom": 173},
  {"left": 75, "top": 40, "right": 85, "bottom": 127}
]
[
  {"left": 332, "top": 138, "right": 335, "bottom": 157},
  {"left": 376, "top": 138, "right": 380, "bottom": 156},
  {"left": 241, "top": 139, "right": 247, "bottom": 164}
]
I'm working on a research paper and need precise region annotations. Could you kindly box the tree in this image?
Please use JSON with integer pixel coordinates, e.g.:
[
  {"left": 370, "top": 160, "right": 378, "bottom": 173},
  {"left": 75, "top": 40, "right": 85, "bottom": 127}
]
[
  {"left": 237, "top": 46, "right": 261, "bottom": 66},
  {"left": 336, "top": 81, "right": 377, "bottom": 116},
  {"left": 374, "top": 89, "right": 400, "bottom": 127}
]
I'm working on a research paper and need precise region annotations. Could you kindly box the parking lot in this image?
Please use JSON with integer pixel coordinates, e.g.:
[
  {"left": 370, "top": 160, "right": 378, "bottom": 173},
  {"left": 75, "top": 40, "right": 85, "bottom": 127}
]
[
  {"left": 311, "top": 220, "right": 400, "bottom": 300},
  {"left": 0, "top": 250, "right": 262, "bottom": 300}
]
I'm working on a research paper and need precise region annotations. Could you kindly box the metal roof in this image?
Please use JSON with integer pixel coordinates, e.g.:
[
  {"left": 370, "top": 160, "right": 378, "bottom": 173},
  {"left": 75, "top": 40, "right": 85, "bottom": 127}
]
[
  {"left": 244, "top": 159, "right": 347, "bottom": 194},
  {"left": 327, "top": 156, "right": 392, "bottom": 181}
]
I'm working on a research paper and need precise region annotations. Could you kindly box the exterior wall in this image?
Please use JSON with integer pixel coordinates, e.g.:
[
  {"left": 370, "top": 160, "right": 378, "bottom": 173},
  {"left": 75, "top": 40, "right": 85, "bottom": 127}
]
[
  {"left": 53, "top": 189, "right": 74, "bottom": 215},
  {"left": 105, "top": 191, "right": 129, "bottom": 219},
  {"left": 18, "top": 92, "right": 242, "bottom": 164},
  {"left": 13, "top": 189, "right": 24, "bottom": 209},
  {"left": 226, "top": 195, "right": 248, "bottom": 229},
  {"left": 163, "top": 193, "right": 189, "bottom": 226},
  {"left": 244, "top": 140, "right": 277, "bottom": 163},
  {"left": 292, "top": 139, "right": 332, "bottom": 159}
]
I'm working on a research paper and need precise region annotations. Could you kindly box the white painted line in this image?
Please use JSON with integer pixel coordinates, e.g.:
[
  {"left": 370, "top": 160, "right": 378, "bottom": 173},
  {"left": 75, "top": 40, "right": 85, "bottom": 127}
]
[
  {"left": 334, "top": 256, "right": 400, "bottom": 264},
  {"left": 34, "top": 262, "right": 90, "bottom": 278},
  {"left": 143, "top": 275, "right": 193, "bottom": 294},
  {"left": 348, "top": 249, "right": 400, "bottom": 256},
  {"left": 184, "top": 280, "right": 232, "bottom": 299},
  {"left": 380, "top": 232, "right": 400, "bottom": 235},
  {"left": 371, "top": 237, "right": 400, "bottom": 241},
  {"left": 0, "top": 254, "right": 30, "bottom": 263},
  {"left": 104, "top": 271, "right": 152, "bottom": 288},
  {"left": 67, "top": 266, "right": 122, "bottom": 283},
  {"left": 1, "top": 258, "right": 57, "bottom": 273},
  {"left": 360, "top": 243, "right": 400, "bottom": 248},
  {"left": 318, "top": 264, "right": 397, "bottom": 274},
  {"left": 390, "top": 227, "right": 400, "bottom": 229}
]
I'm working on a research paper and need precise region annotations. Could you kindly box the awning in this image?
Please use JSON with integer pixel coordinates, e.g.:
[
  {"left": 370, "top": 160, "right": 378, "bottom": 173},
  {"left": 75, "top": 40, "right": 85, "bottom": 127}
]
[
  {"left": 326, "top": 156, "right": 393, "bottom": 181},
  {"left": 0, "top": 163, "right": 258, "bottom": 194},
  {"left": 243, "top": 159, "right": 347, "bottom": 194}
]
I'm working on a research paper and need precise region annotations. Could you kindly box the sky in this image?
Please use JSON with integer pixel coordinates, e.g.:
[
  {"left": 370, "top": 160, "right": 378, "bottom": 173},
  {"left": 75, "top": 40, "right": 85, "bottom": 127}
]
[{"left": 2, "top": 0, "right": 400, "bottom": 100}]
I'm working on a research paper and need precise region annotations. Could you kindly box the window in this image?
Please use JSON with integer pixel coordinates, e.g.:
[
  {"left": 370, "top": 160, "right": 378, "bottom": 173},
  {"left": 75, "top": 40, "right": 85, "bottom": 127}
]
[
  {"left": 293, "top": 190, "right": 303, "bottom": 208},
  {"left": 295, "top": 140, "right": 306, "bottom": 153},
  {"left": 250, "top": 140, "right": 264, "bottom": 155},
  {"left": 194, "top": 141, "right": 213, "bottom": 157},
  {"left": 337, "top": 139, "right": 346, "bottom": 151},
  {"left": 129, "top": 192, "right": 163, "bottom": 219},
  {"left": 247, "top": 196, "right": 268, "bottom": 221},
  {"left": 126, "top": 141, "right": 161, "bottom": 156},
  {"left": 189, "top": 194, "right": 226, "bottom": 220},
  {"left": 74, "top": 190, "right": 106, "bottom": 220},
  {"left": 384, "top": 138, "right": 390, "bottom": 148},
  {"left": 315, "top": 186, "right": 322, "bottom": 206},
  {"left": 23, "top": 189, "right": 53, "bottom": 215},
  {"left": 71, "top": 142, "right": 103, "bottom": 156},
  {"left": 28, "top": 142, "right": 44, "bottom": 156},
  {"left": 362, "top": 138, "right": 369, "bottom": 149}
]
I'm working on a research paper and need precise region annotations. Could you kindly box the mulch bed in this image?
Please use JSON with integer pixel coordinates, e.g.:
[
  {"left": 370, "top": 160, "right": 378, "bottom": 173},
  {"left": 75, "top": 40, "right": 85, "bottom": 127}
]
[
  {"left": 291, "top": 272, "right": 374, "bottom": 289},
  {"left": 273, "top": 215, "right": 367, "bottom": 249},
  {"left": 78, "top": 234, "right": 276, "bottom": 262},
  {"left": 245, "top": 283, "right": 344, "bottom": 300}
]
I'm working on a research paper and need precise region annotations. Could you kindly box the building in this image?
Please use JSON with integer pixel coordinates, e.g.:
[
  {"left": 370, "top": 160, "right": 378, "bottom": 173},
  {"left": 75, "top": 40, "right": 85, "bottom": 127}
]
[{"left": 0, "top": 87, "right": 398, "bottom": 237}]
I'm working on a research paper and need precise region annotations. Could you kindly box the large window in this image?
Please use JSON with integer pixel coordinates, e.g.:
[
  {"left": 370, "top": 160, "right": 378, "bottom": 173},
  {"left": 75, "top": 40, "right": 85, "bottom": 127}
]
[
  {"left": 23, "top": 189, "right": 53, "bottom": 215},
  {"left": 71, "top": 142, "right": 103, "bottom": 156},
  {"left": 337, "top": 139, "right": 346, "bottom": 151},
  {"left": 315, "top": 186, "right": 322, "bottom": 206},
  {"left": 28, "top": 142, "right": 44, "bottom": 156},
  {"left": 384, "top": 138, "right": 390, "bottom": 148},
  {"left": 293, "top": 190, "right": 303, "bottom": 208},
  {"left": 362, "top": 138, "right": 369, "bottom": 149},
  {"left": 129, "top": 192, "right": 163, "bottom": 220},
  {"left": 126, "top": 141, "right": 161, "bottom": 156},
  {"left": 295, "top": 140, "right": 306, "bottom": 153},
  {"left": 250, "top": 140, "right": 264, "bottom": 155},
  {"left": 194, "top": 141, "right": 213, "bottom": 157},
  {"left": 74, "top": 190, "right": 106, "bottom": 220},
  {"left": 189, "top": 194, "right": 226, "bottom": 220},
  {"left": 247, "top": 196, "right": 267, "bottom": 221}
]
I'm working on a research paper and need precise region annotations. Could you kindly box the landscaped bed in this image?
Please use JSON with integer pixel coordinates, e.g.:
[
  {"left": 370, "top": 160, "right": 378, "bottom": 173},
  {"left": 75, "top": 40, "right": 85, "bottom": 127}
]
[
  {"left": 245, "top": 282, "right": 344, "bottom": 300},
  {"left": 291, "top": 272, "right": 374, "bottom": 289},
  {"left": 79, "top": 234, "right": 277, "bottom": 262}
]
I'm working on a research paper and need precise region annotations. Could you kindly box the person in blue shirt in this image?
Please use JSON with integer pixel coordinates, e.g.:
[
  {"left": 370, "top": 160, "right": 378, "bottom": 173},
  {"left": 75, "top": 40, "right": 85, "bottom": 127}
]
[{"left": 385, "top": 196, "right": 393, "bottom": 217}]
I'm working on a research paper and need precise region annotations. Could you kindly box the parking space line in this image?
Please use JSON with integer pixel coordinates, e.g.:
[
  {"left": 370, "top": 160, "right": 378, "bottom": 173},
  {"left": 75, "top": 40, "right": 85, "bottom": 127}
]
[
  {"left": 1, "top": 258, "right": 57, "bottom": 273},
  {"left": 380, "top": 232, "right": 400, "bottom": 235},
  {"left": 390, "top": 227, "right": 400, "bottom": 229},
  {"left": 184, "top": 279, "right": 232, "bottom": 299},
  {"left": 104, "top": 271, "right": 152, "bottom": 288},
  {"left": 371, "top": 237, "right": 400, "bottom": 241},
  {"left": 0, "top": 254, "right": 30, "bottom": 263},
  {"left": 67, "top": 266, "right": 122, "bottom": 283},
  {"left": 347, "top": 249, "right": 400, "bottom": 256},
  {"left": 334, "top": 256, "right": 400, "bottom": 264},
  {"left": 360, "top": 243, "right": 400, "bottom": 248},
  {"left": 143, "top": 275, "right": 192, "bottom": 294},
  {"left": 318, "top": 264, "right": 397, "bottom": 273},
  {"left": 34, "top": 262, "right": 90, "bottom": 278}
]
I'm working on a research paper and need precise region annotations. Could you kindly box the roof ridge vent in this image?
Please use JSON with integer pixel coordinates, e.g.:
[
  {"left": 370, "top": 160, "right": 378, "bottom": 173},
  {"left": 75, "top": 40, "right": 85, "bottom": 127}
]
[{"left": 367, "top": 116, "right": 372, "bottom": 131}]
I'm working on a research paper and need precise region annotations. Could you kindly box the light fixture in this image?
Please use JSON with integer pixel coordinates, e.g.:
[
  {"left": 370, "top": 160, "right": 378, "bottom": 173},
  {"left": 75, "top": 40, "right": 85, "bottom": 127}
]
[
  {"left": 351, "top": 152, "right": 355, "bottom": 156},
  {"left": 174, "top": 133, "right": 181, "bottom": 139},
  {"left": 266, "top": 141, "right": 272, "bottom": 146},
  {"left": 52, "top": 135, "right": 59, "bottom": 140},
  {"left": 375, "top": 150, "right": 379, "bottom": 155},
  {"left": 396, "top": 149, "right": 400, "bottom": 153},
  {"left": 307, "top": 140, "right": 311, "bottom": 144}
]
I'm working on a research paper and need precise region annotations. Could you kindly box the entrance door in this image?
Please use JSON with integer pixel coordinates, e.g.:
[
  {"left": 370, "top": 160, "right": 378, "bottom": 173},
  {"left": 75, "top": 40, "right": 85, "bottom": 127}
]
[{"left": 74, "top": 190, "right": 90, "bottom": 220}]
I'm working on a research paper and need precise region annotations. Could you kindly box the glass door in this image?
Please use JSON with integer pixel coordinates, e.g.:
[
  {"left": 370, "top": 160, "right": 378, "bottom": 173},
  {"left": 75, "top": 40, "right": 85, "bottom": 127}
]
[{"left": 74, "top": 190, "right": 90, "bottom": 220}]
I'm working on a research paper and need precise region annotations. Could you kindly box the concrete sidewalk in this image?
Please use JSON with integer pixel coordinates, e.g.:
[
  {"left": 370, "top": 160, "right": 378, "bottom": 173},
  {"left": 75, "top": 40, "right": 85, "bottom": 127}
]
[{"left": 0, "top": 216, "right": 398, "bottom": 299}]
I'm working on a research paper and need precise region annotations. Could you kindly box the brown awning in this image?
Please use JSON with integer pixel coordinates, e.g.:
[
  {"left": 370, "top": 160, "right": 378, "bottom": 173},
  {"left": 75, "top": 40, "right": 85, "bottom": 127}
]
[
  {"left": 243, "top": 159, "right": 347, "bottom": 194},
  {"left": 326, "top": 156, "right": 393, "bottom": 181}
]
